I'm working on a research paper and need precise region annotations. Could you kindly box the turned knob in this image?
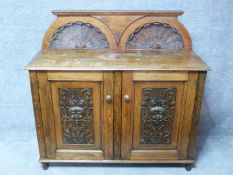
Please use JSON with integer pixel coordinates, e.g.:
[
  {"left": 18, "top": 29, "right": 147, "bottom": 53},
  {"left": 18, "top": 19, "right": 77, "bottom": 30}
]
[
  {"left": 105, "top": 95, "right": 112, "bottom": 103},
  {"left": 124, "top": 95, "right": 130, "bottom": 102}
]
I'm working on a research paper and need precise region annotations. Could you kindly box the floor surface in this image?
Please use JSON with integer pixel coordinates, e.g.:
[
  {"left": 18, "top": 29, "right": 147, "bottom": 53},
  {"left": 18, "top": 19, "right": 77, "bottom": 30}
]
[{"left": 0, "top": 134, "right": 232, "bottom": 175}]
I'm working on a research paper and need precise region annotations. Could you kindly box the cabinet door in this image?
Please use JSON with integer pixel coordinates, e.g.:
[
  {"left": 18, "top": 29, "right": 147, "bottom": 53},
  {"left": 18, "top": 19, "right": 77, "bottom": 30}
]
[
  {"left": 121, "top": 72, "right": 197, "bottom": 160},
  {"left": 38, "top": 72, "right": 113, "bottom": 160}
]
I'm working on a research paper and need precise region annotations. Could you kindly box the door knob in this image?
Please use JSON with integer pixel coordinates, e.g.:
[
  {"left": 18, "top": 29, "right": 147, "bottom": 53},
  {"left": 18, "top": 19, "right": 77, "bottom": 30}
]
[
  {"left": 105, "top": 95, "right": 112, "bottom": 103},
  {"left": 124, "top": 95, "right": 130, "bottom": 102}
]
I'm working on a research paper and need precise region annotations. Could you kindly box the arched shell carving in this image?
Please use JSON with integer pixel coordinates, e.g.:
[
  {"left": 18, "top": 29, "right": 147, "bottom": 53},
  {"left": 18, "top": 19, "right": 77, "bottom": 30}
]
[
  {"left": 126, "top": 23, "right": 184, "bottom": 49},
  {"left": 49, "top": 22, "right": 109, "bottom": 49}
]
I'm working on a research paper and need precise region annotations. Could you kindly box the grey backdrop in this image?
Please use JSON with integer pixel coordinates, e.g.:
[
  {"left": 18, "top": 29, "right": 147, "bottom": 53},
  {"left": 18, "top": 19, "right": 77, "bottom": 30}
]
[{"left": 0, "top": 0, "right": 233, "bottom": 174}]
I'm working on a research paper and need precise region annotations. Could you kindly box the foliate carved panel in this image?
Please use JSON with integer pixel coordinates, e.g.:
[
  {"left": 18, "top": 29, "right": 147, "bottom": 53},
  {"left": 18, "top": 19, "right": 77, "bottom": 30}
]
[
  {"left": 140, "top": 88, "right": 176, "bottom": 144},
  {"left": 126, "top": 23, "right": 184, "bottom": 49},
  {"left": 49, "top": 22, "right": 109, "bottom": 49},
  {"left": 59, "top": 88, "right": 95, "bottom": 145}
]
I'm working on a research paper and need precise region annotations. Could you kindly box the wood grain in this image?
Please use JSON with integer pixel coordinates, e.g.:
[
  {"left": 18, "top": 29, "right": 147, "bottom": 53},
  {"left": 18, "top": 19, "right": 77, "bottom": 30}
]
[
  {"left": 52, "top": 10, "right": 184, "bottom": 17},
  {"left": 29, "top": 71, "right": 47, "bottom": 159},
  {"left": 37, "top": 71, "right": 56, "bottom": 159},
  {"left": 43, "top": 10, "right": 189, "bottom": 50},
  {"left": 51, "top": 82, "right": 102, "bottom": 151},
  {"left": 133, "top": 71, "right": 188, "bottom": 81},
  {"left": 129, "top": 150, "right": 178, "bottom": 160},
  {"left": 42, "top": 16, "right": 117, "bottom": 50},
  {"left": 188, "top": 72, "right": 207, "bottom": 159},
  {"left": 178, "top": 72, "right": 198, "bottom": 159},
  {"left": 27, "top": 10, "right": 209, "bottom": 168},
  {"left": 103, "top": 72, "right": 114, "bottom": 159},
  {"left": 118, "top": 16, "right": 192, "bottom": 50},
  {"left": 56, "top": 151, "right": 104, "bottom": 160},
  {"left": 121, "top": 72, "right": 133, "bottom": 160},
  {"left": 40, "top": 159, "right": 194, "bottom": 164},
  {"left": 132, "top": 82, "right": 185, "bottom": 151},
  {"left": 113, "top": 72, "right": 122, "bottom": 159},
  {"left": 48, "top": 72, "right": 103, "bottom": 81},
  {"left": 25, "top": 49, "right": 209, "bottom": 71}
]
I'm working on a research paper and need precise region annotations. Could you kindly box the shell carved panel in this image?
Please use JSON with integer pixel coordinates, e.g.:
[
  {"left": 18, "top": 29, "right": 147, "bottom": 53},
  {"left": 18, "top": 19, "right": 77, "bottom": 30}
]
[
  {"left": 49, "top": 22, "right": 109, "bottom": 49},
  {"left": 140, "top": 88, "right": 176, "bottom": 144},
  {"left": 59, "top": 88, "right": 95, "bottom": 145},
  {"left": 126, "top": 23, "right": 184, "bottom": 49}
]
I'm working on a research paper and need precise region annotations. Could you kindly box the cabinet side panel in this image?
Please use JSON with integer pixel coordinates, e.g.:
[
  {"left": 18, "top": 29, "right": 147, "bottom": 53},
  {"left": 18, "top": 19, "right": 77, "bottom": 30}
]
[
  {"left": 37, "top": 72, "right": 57, "bottom": 159},
  {"left": 29, "top": 71, "right": 47, "bottom": 159},
  {"left": 178, "top": 72, "right": 198, "bottom": 159},
  {"left": 188, "top": 72, "right": 207, "bottom": 159}
]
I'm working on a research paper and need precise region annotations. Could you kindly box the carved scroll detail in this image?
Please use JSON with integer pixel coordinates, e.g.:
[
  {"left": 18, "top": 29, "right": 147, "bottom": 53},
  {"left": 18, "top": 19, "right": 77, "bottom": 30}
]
[
  {"left": 140, "top": 88, "right": 176, "bottom": 144},
  {"left": 49, "top": 22, "right": 109, "bottom": 49},
  {"left": 59, "top": 88, "right": 94, "bottom": 145},
  {"left": 126, "top": 23, "right": 184, "bottom": 49}
]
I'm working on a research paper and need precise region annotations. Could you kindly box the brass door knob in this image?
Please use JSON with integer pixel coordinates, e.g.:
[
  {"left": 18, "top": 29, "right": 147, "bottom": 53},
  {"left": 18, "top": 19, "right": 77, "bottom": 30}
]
[
  {"left": 105, "top": 95, "right": 112, "bottom": 103},
  {"left": 124, "top": 95, "right": 130, "bottom": 102}
]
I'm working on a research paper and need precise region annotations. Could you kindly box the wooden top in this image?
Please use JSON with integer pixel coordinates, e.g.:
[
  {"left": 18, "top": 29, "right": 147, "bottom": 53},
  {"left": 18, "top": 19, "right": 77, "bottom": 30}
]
[
  {"left": 25, "top": 49, "right": 209, "bottom": 71},
  {"left": 52, "top": 10, "right": 184, "bottom": 17}
]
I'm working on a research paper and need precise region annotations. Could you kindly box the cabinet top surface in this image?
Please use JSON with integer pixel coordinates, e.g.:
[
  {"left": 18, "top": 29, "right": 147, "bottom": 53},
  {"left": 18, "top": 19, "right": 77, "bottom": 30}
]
[{"left": 25, "top": 49, "right": 209, "bottom": 71}]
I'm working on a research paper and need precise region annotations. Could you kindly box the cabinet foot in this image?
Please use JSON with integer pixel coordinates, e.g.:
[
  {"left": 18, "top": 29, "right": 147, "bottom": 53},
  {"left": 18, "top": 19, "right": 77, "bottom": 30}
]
[
  {"left": 185, "top": 164, "right": 193, "bottom": 171},
  {"left": 42, "top": 163, "right": 49, "bottom": 170}
]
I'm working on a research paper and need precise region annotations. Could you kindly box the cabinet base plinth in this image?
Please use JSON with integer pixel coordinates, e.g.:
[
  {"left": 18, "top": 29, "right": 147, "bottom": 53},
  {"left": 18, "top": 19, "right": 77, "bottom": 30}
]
[{"left": 40, "top": 159, "right": 194, "bottom": 164}]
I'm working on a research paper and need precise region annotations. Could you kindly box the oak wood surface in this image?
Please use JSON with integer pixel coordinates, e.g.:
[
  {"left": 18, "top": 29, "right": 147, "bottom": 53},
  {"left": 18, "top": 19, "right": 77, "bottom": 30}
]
[
  {"left": 37, "top": 72, "right": 57, "bottom": 159},
  {"left": 27, "top": 10, "right": 209, "bottom": 168},
  {"left": 42, "top": 16, "right": 117, "bottom": 50},
  {"left": 52, "top": 10, "right": 184, "bottom": 17},
  {"left": 29, "top": 71, "right": 47, "bottom": 159},
  {"left": 48, "top": 72, "right": 103, "bottom": 81},
  {"left": 26, "top": 49, "right": 209, "bottom": 71},
  {"left": 113, "top": 72, "right": 122, "bottom": 159},
  {"left": 121, "top": 72, "right": 133, "bottom": 160},
  {"left": 188, "top": 72, "right": 207, "bottom": 159},
  {"left": 40, "top": 159, "right": 194, "bottom": 164},
  {"left": 121, "top": 72, "right": 190, "bottom": 160},
  {"left": 42, "top": 10, "right": 190, "bottom": 50},
  {"left": 117, "top": 16, "right": 192, "bottom": 50},
  {"left": 133, "top": 71, "right": 188, "bottom": 81},
  {"left": 133, "top": 82, "right": 185, "bottom": 151},
  {"left": 178, "top": 72, "right": 198, "bottom": 159},
  {"left": 51, "top": 82, "right": 102, "bottom": 151},
  {"left": 103, "top": 72, "right": 114, "bottom": 159},
  {"left": 29, "top": 70, "right": 207, "bottom": 165}
]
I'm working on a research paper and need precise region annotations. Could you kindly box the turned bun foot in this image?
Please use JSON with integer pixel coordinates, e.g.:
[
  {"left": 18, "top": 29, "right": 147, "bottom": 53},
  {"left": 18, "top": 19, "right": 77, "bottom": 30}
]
[
  {"left": 185, "top": 164, "right": 194, "bottom": 171},
  {"left": 42, "top": 163, "right": 49, "bottom": 170}
]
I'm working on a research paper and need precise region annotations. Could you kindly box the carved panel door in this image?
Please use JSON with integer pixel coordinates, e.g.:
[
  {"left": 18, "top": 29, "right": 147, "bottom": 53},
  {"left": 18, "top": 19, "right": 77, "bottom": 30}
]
[
  {"left": 121, "top": 72, "right": 191, "bottom": 160},
  {"left": 47, "top": 72, "right": 113, "bottom": 160}
]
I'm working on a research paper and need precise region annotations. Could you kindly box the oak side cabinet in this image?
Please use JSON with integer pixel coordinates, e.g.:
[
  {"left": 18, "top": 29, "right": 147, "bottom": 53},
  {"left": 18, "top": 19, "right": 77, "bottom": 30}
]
[{"left": 26, "top": 11, "right": 209, "bottom": 171}]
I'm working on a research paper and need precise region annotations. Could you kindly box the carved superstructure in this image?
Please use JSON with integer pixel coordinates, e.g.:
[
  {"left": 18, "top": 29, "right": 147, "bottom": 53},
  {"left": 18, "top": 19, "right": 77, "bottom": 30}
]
[
  {"left": 126, "top": 23, "right": 184, "bottom": 49},
  {"left": 59, "top": 88, "right": 95, "bottom": 145},
  {"left": 49, "top": 22, "right": 109, "bottom": 49},
  {"left": 140, "top": 88, "right": 176, "bottom": 144}
]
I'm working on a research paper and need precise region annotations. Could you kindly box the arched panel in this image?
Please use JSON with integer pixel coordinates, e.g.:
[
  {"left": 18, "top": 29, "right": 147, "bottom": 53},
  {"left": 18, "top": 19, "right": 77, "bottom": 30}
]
[
  {"left": 42, "top": 17, "right": 117, "bottom": 50},
  {"left": 49, "top": 22, "right": 109, "bottom": 49},
  {"left": 119, "top": 16, "right": 192, "bottom": 51},
  {"left": 126, "top": 23, "right": 184, "bottom": 49}
]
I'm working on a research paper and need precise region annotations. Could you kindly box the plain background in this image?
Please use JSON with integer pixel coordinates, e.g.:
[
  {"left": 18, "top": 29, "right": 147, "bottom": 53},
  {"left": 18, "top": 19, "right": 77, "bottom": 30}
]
[{"left": 0, "top": 0, "right": 233, "bottom": 174}]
